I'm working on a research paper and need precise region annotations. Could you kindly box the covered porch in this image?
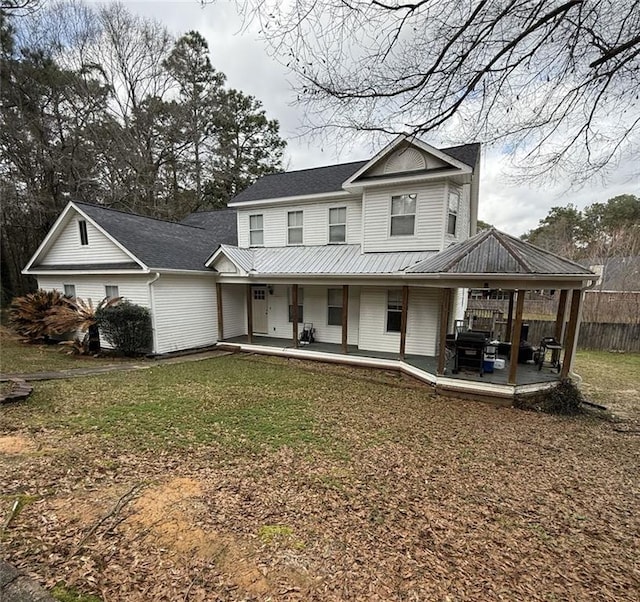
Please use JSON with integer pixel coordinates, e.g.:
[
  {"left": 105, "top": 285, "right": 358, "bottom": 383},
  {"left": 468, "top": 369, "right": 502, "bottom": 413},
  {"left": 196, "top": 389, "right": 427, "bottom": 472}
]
[
  {"left": 218, "top": 334, "right": 562, "bottom": 400},
  {"left": 211, "top": 229, "right": 597, "bottom": 401}
]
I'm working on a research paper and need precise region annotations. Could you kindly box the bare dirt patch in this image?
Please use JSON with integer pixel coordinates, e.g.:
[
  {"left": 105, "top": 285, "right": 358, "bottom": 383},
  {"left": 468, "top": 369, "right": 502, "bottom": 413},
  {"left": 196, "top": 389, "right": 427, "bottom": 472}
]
[{"left": 0, "top": 434, "right": 36, "bottom": 454}]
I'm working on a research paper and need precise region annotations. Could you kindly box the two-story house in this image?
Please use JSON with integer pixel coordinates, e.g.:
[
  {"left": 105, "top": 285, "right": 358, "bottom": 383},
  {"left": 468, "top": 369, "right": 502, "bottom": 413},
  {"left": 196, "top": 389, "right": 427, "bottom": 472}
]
[
  {"left": 208, "top": 135, "right": 480, "bottom": 359},
  {"left": 23, "top": 135, "right": 596, "bottom": 400}
]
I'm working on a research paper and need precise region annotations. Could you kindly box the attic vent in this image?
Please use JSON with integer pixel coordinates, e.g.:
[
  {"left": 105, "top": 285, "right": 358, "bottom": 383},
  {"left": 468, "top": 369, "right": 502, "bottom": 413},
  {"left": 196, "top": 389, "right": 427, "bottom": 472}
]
[{"left": 384, "top": 148, "right": 426, "bottom": 174}]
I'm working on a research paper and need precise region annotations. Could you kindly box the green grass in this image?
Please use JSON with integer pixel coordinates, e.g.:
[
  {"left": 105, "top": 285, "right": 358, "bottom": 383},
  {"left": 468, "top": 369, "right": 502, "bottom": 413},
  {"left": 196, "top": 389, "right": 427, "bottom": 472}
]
[
  {"left": 0, "top": 327, "right": 127, "bottom": 374},
  {"left": 51, "top": 583, "right": 102, "bottom": 602},
  {"left": 2, "top": 356, "right": 337, "bottom": 452}
]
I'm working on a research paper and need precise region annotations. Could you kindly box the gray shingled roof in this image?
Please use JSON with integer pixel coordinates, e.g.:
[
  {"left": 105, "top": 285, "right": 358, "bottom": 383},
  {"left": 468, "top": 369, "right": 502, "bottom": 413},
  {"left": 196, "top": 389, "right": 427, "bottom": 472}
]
[
  {"left": 230, "top": 143, "right": 480, "bottom": 204},
  {"left": 216, "top": 244, "right": 435, "bottom": 275},
  {"left": 180, "top": 208, "right": 238, "bottom": 245},
  {"left": 72, "top": 202, "right": 221, "bottom": 272},
  {"left": 407, "top": 228, "right": 596, "bottom": 276}
]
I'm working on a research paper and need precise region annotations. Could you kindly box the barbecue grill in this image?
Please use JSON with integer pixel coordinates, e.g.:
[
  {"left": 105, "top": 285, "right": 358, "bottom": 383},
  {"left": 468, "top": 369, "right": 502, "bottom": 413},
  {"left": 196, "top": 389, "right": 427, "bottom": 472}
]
[{"left": 452, "top": 331, "right": 488, "bottom": 376}]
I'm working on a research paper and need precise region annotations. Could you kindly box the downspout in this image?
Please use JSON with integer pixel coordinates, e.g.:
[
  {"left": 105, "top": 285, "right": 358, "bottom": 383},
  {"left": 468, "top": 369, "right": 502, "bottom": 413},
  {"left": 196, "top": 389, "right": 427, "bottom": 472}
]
[{"left": 146, "top": 272, "right": 161, "bottom": 354}]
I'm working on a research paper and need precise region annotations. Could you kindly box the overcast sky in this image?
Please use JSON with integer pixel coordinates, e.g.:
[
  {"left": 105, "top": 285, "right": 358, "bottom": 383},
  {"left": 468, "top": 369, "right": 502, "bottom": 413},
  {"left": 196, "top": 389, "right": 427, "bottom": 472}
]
[{"left": 95, "top": 0, "right": 638, "bottom": 236}]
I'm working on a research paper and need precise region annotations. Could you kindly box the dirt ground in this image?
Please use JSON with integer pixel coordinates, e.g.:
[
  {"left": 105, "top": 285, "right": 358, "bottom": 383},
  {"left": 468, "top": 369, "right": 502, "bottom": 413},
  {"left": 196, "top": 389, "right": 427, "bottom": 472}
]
[{"left": 1, "top": 358, "right": 639, "bottom": 601}]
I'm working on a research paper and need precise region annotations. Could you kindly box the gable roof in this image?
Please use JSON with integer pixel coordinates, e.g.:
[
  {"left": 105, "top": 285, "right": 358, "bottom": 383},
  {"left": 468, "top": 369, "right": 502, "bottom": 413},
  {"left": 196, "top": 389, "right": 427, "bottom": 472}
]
[
  {"left": 229, "top": 141, "right": 480, "bottom": 205},
  {"left": 25, "top": 202, "right": 229, "bottom": 273},
  {"left": 406, "top": 228, "right": 596, "bottom": 276},
  {"left": 180, "top": 208, "right": 238, "bottom": 245}
]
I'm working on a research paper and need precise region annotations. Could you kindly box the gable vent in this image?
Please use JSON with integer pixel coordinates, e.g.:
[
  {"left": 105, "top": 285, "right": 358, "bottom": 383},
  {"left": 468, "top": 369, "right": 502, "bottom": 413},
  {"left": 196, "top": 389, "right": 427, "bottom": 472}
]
[{"left": 384, "top": 148, "right": 426, "bottom": 174}]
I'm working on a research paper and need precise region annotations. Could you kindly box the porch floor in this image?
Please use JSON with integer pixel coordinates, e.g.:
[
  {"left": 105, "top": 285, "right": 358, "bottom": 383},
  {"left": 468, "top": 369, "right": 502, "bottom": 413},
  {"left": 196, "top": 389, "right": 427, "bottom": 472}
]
[{"left": 221, "top": 335, "right": 561, "bottom": 388}]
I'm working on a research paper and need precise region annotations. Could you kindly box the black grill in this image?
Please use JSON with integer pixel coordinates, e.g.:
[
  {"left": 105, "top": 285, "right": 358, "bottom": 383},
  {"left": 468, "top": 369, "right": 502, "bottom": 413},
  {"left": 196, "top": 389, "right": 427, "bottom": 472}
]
[{"left": 453, "top": 331, "right": 488, "bottom": 376}]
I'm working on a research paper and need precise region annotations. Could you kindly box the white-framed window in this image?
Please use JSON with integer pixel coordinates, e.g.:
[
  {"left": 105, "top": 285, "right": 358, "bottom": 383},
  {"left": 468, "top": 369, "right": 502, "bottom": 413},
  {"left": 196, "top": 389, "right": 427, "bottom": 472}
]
[
  {"left": 288, "top": 210, "right": 303, "bottom": 245},
  {"left": 78, "top": 220, "right": 89, "bottom": 245},
  {"left": 249, "top": 214, "right": 264, "bottom": 246},
  {"left": 287, "top": 287, "right": 304, "bottom": 323},
  {"left": 329, "top": 207, "right": 346, "bottom": 243},
  {"left": 448, "top": 190, "right": 459, "bottom": 236},
  {"left": 386, "top": 289, "right": 403, "bottom": 332},
  {"left": 327, "top": 288, "right": 343, "bottom": 326},
  {"left": 63, "top": 284, "right": 76, "bottom": 298},
  {"left": 105, "top": 285, "right": 119, "bottom": 300},
  {"left": 390, "top": 194, "right": 416, "bottom": 236}
]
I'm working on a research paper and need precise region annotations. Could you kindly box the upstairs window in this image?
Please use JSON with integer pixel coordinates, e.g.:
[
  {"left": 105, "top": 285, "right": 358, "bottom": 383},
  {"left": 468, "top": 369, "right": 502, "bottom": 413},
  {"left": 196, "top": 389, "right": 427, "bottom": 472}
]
[
  {"left": 386, "top": 290, "right": 403, "bottom": 332},
  {"left": 288, "top": 287, "right": 304, "bottom": 323},
  {"left": 63, "top": 284, "right": 76, "bottom": 298},
  {"left": 249, "top": 214, "right": 264, "bottom": 246},
  {"left": 390, "top": 194, "right": 416, "bottom": 236},
  {"left": 288, "top": 211, "right": 303, "bottom": 245},
  {"left": 327, "top": 288, "right": 343, "bottom": 326},
  {"left": 78, "top": 220, "right": 89, "bottom": 245},
  {"left": 448, "top": 191, "right": 459, "bottom": 235},
  {"left": 329, "top": 207, "right": 346, "bottom": 243},
  {"left": 105, "top": 285, "right": 119, "bottom": 300}
]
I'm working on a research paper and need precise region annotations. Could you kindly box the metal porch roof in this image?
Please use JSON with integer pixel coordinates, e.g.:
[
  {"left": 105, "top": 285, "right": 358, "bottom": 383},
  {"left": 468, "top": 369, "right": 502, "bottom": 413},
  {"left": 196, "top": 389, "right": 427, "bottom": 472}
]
[{"left": 217, "top": 244, "right": 436, "bottom": 275}]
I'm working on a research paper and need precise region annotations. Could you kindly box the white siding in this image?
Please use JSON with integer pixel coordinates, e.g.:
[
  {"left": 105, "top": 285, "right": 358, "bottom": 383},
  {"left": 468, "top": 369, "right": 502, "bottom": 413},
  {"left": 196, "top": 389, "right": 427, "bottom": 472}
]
[
  {"left": 236, "top": 197, "right": 362, "bottom": 248},
  {"left": 358, "top": 287, "right": 440, "bottom": 356},
  {"left": 152, "top": 275, "right": 217, "bottom": 354},
  {"left": 362, "top": 181, "right": 446, "bottom": 252},
  {"left": 251, "top": 284, "right": 360, "bottom": 346},
  {"left": 221, "top": 284, "right": 247, "bottom": 339},
  {"left": 36, "top": 274, "right": 151, "bottom": 350},
  {"left": 41, "top": 214, "right": 132, "bottom": 265}
]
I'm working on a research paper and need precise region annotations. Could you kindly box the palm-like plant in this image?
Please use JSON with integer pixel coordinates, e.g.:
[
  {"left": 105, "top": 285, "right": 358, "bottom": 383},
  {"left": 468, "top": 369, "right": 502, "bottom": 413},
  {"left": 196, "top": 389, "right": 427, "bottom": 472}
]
[
  {"left": 9, "top": 289, "right": 68, "bottom": 342},
  {"left": 46, "top": 296, "right": 121, "bottom": 353}
]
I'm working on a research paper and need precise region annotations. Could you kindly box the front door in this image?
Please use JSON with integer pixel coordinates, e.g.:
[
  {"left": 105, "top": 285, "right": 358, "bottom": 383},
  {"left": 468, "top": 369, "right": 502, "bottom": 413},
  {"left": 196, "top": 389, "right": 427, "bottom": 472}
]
[{"left": 252, "top": 286, "right": 268, "bottom": 334}]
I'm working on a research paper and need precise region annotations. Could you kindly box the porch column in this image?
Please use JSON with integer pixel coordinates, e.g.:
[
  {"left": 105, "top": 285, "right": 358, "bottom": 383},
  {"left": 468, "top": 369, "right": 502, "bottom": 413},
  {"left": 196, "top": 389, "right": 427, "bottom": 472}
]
[
  {"left": 508, "top": 289, "right": 526, "bottom": 385},
  {"left": 437, "top": 288, "right": 452, "bottom": 376},
  {"left": 216, "top": 282, "right": 224, "bottom": 341},
  {"left": 342, "top": 285, "right": 349, "bottom": 354},
  {"left": 246, "top": 284, "right": 253, "bottom": 344},
  {"left": 399, "top": 285, "right": 409, "bottom": 360},
  {"left": 554, "top": 289, "right": 569, "bottom": 342},
  {"left": 505, "top": 291, "right": 515, "bottom": 342},
  {"left": 292, "top": 284, "right": 299, "bottom": 348},
  {"left": 560, "top": 289, "right": 583, "bottom": 379}
]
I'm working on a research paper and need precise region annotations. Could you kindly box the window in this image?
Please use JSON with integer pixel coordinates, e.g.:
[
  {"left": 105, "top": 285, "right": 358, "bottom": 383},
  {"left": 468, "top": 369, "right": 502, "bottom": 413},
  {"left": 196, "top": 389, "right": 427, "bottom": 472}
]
[
  {"left": 105, "top": 285, "right": 119, "bottom": 300},
  {"left": 329, "top": 207, "right": 346, "bottom": 243},
  {"left": 288, "top": 211, "right": 303, "bottom": 245},
  {"left": 448, "top": 191, "right": 459, "bottom": 235},
  {"left": 327, "top": 288, "right": 343, "bottom": 326},
  {"left": 78, "top": 220, "right": 88, "bottom": 245},
  {"left": 288, "top": 287, "right": 303, "bottom": 323},
  {"left": 249, "top": 214, "right": 264, "bottom": 246},
  {"left": 390, "top": 194, "right": 416, "bottom": 236},
  {"left": 63, "top": 284, "right": 76, "bottom": 298},
  {"left": 386, "top": 290, "right": 403, "bottom": 332}
]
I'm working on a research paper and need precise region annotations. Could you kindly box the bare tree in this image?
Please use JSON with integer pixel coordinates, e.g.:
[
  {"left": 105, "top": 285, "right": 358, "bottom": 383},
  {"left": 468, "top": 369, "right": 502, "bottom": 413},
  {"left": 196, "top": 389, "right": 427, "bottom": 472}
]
[{"left": 231, "top": 0, "right": 640, "bottom": 183}]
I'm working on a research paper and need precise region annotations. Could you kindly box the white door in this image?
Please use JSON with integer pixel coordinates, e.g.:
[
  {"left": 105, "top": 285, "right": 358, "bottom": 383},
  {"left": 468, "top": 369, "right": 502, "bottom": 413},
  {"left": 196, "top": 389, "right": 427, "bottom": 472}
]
[{"left": 252, "top": 287, "right": 268, "bottom": 334}]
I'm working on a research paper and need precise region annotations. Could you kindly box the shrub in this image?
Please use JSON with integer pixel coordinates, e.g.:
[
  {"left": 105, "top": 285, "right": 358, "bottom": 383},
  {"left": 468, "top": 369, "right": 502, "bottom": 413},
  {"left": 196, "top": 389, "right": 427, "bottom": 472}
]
[
  {"left": 9, "top": 289, "right": 67, "bottom": 342},
  {"left": 96, "top": 301, "right": 152, "bottom": 356},
  {"left": 515, "top": 378, "right": 585, "bottom": 415}
]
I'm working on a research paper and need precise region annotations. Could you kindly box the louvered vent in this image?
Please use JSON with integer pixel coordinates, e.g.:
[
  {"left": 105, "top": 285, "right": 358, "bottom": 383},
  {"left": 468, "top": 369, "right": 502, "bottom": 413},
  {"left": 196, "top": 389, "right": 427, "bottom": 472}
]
[{"left": 384, "top": 148, "right": 426, "bottom": 174}]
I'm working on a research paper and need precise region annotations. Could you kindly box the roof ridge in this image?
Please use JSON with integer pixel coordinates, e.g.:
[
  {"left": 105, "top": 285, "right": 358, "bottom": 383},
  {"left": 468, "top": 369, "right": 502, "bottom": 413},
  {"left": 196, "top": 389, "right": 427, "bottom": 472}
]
[
  {"left": 73, "top": 201, "right": 209, "bottom": 232},
  {"left": 507, "top": 230, "right": 595, "bottom": 273},
  {"left": 261, "top": 159, "right": 369, "bottom": 177},
  {"left": 439, "top": 228, "right": 493, "bottom": 272},
  {"left": 493, "top": 229, "right": 533, "bottom": 272}
]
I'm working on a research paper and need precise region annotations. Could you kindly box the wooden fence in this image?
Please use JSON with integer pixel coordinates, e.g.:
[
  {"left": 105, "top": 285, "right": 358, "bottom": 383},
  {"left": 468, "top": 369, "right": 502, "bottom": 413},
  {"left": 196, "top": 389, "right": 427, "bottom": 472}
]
[{"left": 522, "top": 320, "right": 640, "bottom": 352}]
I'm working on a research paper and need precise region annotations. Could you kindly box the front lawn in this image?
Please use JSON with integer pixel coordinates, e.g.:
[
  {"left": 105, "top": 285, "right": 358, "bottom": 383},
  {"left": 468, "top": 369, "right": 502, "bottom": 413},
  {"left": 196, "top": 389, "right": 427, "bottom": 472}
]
[
  {"left": 0, "top": 327, "right": 129, "bottom": 374},
  {"left": 1, "top": 353, "right": 638, "bottom": 601}
]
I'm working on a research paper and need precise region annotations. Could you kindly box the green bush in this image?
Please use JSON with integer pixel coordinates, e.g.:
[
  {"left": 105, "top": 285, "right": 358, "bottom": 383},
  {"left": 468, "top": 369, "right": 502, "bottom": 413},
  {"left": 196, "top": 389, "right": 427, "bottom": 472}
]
[{"left": 96, "top": 301, "right": 152, "bottom": 356}]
